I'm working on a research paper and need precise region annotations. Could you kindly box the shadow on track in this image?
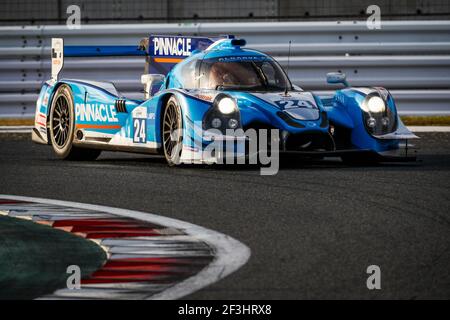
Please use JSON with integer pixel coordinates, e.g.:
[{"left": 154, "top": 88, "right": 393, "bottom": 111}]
[{"left": 89, "top": 152, "right": 440, "bottom": 173}]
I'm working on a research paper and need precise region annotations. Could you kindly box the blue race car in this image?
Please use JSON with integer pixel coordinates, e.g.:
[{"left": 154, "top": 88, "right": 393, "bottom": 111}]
[{"left": 32, "top": 35, "right": 418, "bottom": 165}]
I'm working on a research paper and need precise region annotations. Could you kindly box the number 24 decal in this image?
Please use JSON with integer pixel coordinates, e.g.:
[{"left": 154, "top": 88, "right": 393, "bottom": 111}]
[
  {"left": 274, "top": 99, "right": 316, "bottom": 110},
  {"left": 133, "top": 118, "right": 146, "bottom": 143}
]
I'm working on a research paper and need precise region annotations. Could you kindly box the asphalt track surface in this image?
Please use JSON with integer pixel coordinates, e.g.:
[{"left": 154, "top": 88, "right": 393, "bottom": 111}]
[{"left": 0, "top": 133, "right": 449, "bottom": 299}]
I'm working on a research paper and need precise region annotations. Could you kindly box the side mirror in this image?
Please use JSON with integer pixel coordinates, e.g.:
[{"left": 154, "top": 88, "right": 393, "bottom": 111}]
[
  {"left": 141, "top": 74, "right": 165, "bottom": 99},
  {"left": 326, "top": 72, "right": 349, "bottom": 87}
]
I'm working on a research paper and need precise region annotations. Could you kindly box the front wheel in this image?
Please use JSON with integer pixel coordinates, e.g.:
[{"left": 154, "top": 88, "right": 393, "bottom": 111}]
[
  {"left": 162, "top": 96, "right": 183, "bottom": 166},
  {"left": 49, "top": 85, "right": 101, "bottom": 160}
]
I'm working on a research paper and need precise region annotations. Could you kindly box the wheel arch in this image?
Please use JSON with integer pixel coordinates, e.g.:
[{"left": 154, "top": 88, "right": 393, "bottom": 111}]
[
  {"left": 47, "top": 81, "right": 88, "bottom": 125},
  {"left": 47, "top": 82, "right": 101, "bottom": 160},
  {"left": 41, "top": 82, "right": 73, "bottom": 145},
  {"left": 47, "top": 82, "right": 73, "bottom": 118},
  {"left": 155, "top": 91, "right": 188, "bottom": 146}
]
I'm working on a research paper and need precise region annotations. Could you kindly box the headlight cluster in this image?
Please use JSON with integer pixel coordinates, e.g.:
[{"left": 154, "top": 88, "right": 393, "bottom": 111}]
[
  {"left": 364, "top": 96, "right": 385, "bottom": 113},
  {"left": 360, "top": 92, "right": 397, "bottom": 135},
  {"left": 203, "top": 94, "right": 241, "bottom": 132},
  {"left": 217, "top": 97, "right": 236, "bottom": 114}
]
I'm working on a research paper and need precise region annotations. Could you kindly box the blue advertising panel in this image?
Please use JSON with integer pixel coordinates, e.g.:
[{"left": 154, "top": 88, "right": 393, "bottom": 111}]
[{"left": 148, "top": 35, "right": 216, "bottom": 75}]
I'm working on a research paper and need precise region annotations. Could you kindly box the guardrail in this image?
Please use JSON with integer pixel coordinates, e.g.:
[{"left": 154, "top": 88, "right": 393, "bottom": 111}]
[{"left": 0, "top": 20, "right": 449, "bottom": 117}]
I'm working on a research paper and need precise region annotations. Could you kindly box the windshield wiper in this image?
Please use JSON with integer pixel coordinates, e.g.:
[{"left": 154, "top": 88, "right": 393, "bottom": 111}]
[{"left": 251, "top": 62, "right": 269, "bottom": 88}]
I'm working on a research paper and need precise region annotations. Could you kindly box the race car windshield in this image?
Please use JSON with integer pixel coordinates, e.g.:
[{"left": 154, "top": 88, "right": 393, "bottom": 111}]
[{"left": 199, "top": 57, "right": 292, "bottom": 92}]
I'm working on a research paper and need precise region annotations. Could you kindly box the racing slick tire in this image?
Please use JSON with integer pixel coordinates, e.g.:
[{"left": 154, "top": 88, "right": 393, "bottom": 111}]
[
  {"left": 162, "top": 96, "right": 183, "bottom": 166},
  {"left": 49, "top": 85, "right": 101, "bottom": 161}
]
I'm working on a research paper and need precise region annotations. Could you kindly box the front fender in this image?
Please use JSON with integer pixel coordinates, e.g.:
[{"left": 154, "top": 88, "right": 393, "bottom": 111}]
[
  {"left": 151, "top": 89, "right": 213, "bottom": 146},
  {"left": 328, "top": 87, "right": 412, "bottom": 153}
]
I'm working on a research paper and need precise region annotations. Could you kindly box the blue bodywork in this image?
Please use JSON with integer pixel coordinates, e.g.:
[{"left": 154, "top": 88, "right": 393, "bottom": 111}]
[{"left": 33, "top": 36, "right": 418, "bottom": 163}]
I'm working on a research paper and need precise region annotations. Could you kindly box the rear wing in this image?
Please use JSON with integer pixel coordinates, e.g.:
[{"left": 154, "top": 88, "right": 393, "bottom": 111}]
[
  {"left": 51, "top": 35, "right": 226, "bottom": 82},
  {"left": 51, "top": 38, "right": 146, "bottom": 82}
]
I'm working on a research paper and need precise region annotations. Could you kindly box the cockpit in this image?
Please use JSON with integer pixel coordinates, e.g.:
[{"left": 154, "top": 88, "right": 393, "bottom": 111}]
[
  {"left": 168, "top": 54, "right": 292, "bottom": 92},
  {"left": 199, "top": 56, "right": 291, "bottom": 92}
]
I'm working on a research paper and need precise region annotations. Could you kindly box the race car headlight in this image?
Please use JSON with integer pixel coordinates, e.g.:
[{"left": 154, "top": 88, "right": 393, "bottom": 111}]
[
  {"left": 217, "top": 97, "right": 237, "bottom": 114},
  {"left": 228, "top": 118, "right": 239, "bottom": 129},
  {"left": 203, "top": 94, "right": 241, "bottom": 133},
  {"left": 211, "top": 118, "right": 222, "bottom": 128},
  {"left": 360, "top": 92, "right": 397, "bottom": 136},
  {"left": 365, "top": 96, "right": 386, "bottom": 113}
]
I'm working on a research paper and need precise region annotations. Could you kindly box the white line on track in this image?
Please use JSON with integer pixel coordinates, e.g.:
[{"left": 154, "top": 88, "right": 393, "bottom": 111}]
[
  {"left": 0, "top": 125, "right": 33, "bottom": 133},
  {"left": 408, "top": 126, "right": 450, "bottom": 132},
  {"left": 0, "top": 194, "right": 251, "bottom": 300}
]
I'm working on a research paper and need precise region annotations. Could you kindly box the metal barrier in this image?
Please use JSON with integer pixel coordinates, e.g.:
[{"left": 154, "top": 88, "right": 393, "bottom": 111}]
[{"left": 1, "top": 20, "right": 449, "bottom": 117}]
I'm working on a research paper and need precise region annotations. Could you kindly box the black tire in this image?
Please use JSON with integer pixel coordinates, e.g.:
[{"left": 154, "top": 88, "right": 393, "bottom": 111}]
[
  {"left": 162, "top": 96, "right": 183, "bottom": 166},
  {"left": 49, "top": 85, "right": 101, "bottom": 161}
]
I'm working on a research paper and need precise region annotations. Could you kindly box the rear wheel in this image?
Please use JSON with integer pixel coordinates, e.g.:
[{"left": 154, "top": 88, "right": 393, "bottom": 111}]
[
  {"left": 49, "top": 85, "right": 101, "bottom": 160},
  {"left": 162, "top": 96, "right": 183, "bottom": 166}
]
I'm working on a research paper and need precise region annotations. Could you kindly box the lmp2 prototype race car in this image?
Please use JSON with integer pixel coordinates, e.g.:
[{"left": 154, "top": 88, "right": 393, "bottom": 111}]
[{"left": 32, "top": 35, "right": 418, "bottom": 166}]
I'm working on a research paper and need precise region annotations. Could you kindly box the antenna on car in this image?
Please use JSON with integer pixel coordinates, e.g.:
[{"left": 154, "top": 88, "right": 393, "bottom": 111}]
[{"left": 284, "top": 40, "right": 292, "bottom": 96}]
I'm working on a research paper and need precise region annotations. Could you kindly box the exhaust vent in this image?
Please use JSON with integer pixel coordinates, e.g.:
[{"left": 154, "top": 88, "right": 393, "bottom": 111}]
[{"left": 115, "top": 99, "right": 127, "bottom": 113}]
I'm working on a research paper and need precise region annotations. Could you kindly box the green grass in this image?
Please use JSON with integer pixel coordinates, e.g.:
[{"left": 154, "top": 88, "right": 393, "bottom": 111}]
[
  {"left": 400, "top": 116, "right": 450, "bottom": 126},
  {"left": 0, "top": 215, "right": 106, "bottom": 299},
  {"left": 0, "top": 118, "right": 34, "bottom": 126}
]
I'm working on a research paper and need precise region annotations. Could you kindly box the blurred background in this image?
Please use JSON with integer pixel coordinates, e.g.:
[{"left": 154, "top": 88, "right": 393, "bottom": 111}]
[
  {"left": 0, "top": 0, "right": 449, "bottom": 120},
  {"left": 1, "top": 0, "right": 450, "bottom": 24}
]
